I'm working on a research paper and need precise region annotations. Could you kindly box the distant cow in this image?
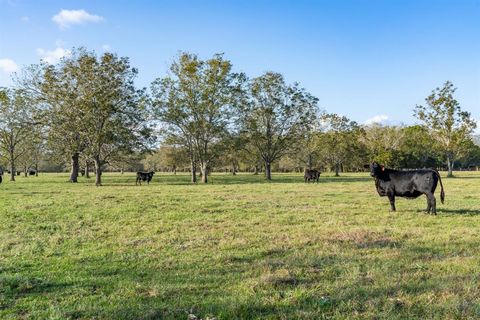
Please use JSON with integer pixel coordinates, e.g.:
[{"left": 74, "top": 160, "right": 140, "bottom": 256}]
[
  {"left": 0, "top": 172, "right": 2, "bottom": 184},
  {"left": 365, "top": 162, "right": 445, "bottom": 215},
  {"left": 28, "top": 170, "right": 36, "bottom": 176},
  {"left": 304, "top": 169, "right": 320, "bottom": 183},
  {"left": 136, "top": 171, "right": 155, "bottom": 185}
]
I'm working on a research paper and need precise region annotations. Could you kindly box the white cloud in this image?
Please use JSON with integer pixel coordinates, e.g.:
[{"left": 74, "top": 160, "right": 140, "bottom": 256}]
[
  {"left": 52, "top": 9, "right": 104, "bottom": 29},
  {"left": 364, "top": 115, "right": 389, "bottom": 125},
  {"left": 0, "top": 58, "right": 18, "bottom": 73},
  {"left": 36, "top": 47, "right": 71, "bottom": 64}
]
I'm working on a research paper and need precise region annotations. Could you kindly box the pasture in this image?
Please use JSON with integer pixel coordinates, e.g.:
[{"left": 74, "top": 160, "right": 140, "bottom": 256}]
[{"left": 0, "top": 172, "right": 479, "bottom": 319}]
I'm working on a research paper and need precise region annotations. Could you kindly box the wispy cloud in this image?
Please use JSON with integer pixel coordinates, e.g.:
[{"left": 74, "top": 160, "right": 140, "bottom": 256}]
[
  {"left": 364, "top": 115, "right": 389, "bottom": 125},
  {"left": 102, "top": 44, "right": 111, "bottom": 51},
  {"left": 36, "top": 47, "right": 71, "bottom": 64},
  {"left": 0, "top": 58, "right": 18, "bottom": 73},
  {"left": 52, "top": 9, "right": 104, "bottom": 29}
]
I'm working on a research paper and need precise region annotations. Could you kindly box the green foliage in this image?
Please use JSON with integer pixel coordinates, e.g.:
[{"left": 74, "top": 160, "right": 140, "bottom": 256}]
[
  {"left": 414, "top": 81, "right": 477, "bottom": 176},
  {"left": 151, "top": 53, "right": 246, "bottom": 182},
  {"left": 239, "top": 72, "right": 319, "bottom": 179},
  {"left": 316, "top": 113, "right": 363, "bottom": 175},
  {"left": 0, "top": 87, "right": 37, "bottom": 180},
  {"left": 27, "top": 48, "right": 154, "bottom": 185}
]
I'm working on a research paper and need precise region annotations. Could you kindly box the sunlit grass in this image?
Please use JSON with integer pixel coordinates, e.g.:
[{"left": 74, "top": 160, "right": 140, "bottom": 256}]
[{"left": 1, "top": 171, "right": 479, "bottom": 319}]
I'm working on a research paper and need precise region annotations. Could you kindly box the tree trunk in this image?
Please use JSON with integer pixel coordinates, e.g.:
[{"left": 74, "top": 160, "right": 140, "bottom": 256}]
[
  {"left": 447, "top": 155, "right": 453, "bottom": 177},
  {"left": 121, "top": 167, "right": 124, "bottom": 174},
  {"left": 308, "top": 154, "right": 313, "bottom": 170},
  {"left": 201, "top": 163, "right": 208, "bottom": 183},
  {"left": 173, "top": 166, "right": 177, "bottom": 175},
  {"left": 70, "top": 153, "right": 79, "bottom": 183},
  {"left": 94, "top": 156, "right": 102, "bottom": 186},
  {"left": 190, "top": 159, "right": 197, "bottom": 183},
  {"left": 85, "top": 161, "right": 90, "bottom": 178},
  {"left": 265, "top": 161, "right": 272, "bottom": 180},
  {"left": 232, "top": 162, "right": 236, "bottom": 175},
  {"left": 9, "top": 150, "right": 15, "bottom": 182},
  {"left": 24, "top": 166, "right": 27, "bottom": 177},
  {"left": 253, "top": 165, "right": 258, "bottom": 175},
  {"left": 35, "top": 162, "right": 38, "bottom": 177},
  {"left": 334, "top": 163, "right": 340, "bottom": 177}
]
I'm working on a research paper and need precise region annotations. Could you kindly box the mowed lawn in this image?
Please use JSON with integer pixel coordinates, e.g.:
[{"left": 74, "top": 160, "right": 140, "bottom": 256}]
[{"left": 0, "top": 172, "right": 479, "bottom": 319}]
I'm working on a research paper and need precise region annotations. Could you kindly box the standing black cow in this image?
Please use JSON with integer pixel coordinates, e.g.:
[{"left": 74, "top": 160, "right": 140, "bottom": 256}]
[
  {"left": 136, "top": 171, "right": 155, "bottom": 185},
  {"left": 304, "top": 169, "right": 320, "bottom": 183},
  {"left": 366, "top": 162, "right": 445, "bottom": 215}
]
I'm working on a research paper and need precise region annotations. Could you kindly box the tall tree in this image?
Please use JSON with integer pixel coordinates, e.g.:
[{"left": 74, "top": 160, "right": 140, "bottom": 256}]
[
  {"left": 22, "top": 48, "right": 153, "bottom": 185},
  {"left": 151, "top": 53, "right": 245, "bottom": 183},
  {"left": 414, "top": 81, "right": 477, "bottom": 177},
  {"left": 239, "top": 72, "right": 318, "bottom": 180},
  {"left": 360, "top": 124, "right": 405, "bottom": 167},
  {"left": 76, "top": 51, "right": 153, "bottom": 186},
  {"left": 20, "top": 56, "right": 88, "bottom": 182},
  {"left": 398, "top": 125, "right": 441, "bottom": 168},
  {"left": 0, "top": 88, "right": 36, "bottom": 181},
  {"left": 317, "top": 113, "right": 361, "bottom": 176}
]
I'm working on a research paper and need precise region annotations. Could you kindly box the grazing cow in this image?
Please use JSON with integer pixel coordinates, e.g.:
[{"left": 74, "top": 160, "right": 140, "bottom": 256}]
[
  {"left": 28, "top": 170, "right": 36, "bottom": 176},
  {"left": 0, "top": 173, "right": 2, "bottom": 184},
  {"left": 136, "top": 171, "right": 155, "bottom": 185},
  {"left": 304, "top": 169, "right": 321, "bottom": 183},
  {"left": 365, "top": 162, "right": 445, "bottom": 215}
]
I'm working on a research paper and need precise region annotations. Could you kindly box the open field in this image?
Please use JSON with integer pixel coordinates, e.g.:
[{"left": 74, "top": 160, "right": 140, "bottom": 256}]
[{"left": 1, "top": 172, "right": 479, "bottom": 319}]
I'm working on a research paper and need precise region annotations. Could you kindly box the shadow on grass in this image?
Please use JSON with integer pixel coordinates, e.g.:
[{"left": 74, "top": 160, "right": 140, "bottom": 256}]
[{"left": 436, "top": 208, "right": 480, "bottom": 215}]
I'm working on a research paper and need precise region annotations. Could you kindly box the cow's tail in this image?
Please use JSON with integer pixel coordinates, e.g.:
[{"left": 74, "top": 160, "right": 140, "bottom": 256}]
[{"left": 435, "top": 170, "right": 445, "bottom": 204}]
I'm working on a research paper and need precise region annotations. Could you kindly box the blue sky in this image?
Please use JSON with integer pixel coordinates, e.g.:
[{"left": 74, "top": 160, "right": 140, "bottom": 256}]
[{"left": 1, "top": 0, "right": 479, "bottom": 126}]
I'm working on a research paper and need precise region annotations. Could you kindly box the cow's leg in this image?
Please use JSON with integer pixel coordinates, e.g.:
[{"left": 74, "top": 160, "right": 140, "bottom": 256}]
[
  {"left": 425, "top": 197, "right": 431, "bottom": 213},
  {"left": 430, "top": 194, "right": 437, "bottom": 215},
  {"left": 425, "top": 192, "right": 436, "bottom": 215},
  {"left": 388, "top": 195, "right": 396, "bottom": 211}
]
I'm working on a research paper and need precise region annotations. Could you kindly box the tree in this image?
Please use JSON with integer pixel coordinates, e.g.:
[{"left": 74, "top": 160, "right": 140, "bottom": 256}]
[
  {"left": 317, "top": 113, "right": 361, "bottom": 176},
  {"left": 16, "top": 126, "right": 45, "bottom": 177},
  {"left": 20, "top": 56, "right": 88, "bottom": 182},
  {"left": 397, "top": 125, "right": 441, "bottom": 168},
  {"left": 0, "top": 88, "right": 36, "bottom": 181},
  {"left": 75, "top": 51, "right": 153, "bottom": 186},
  {"left": 414, "top": 81, "right": 477, "bottom": 177},
  {"left": 151, "top": 53, "right": 245, "bottom": 183},
  {"left": 219, "top": 131, "right": 245, "bottom": 175},
  {"left": 239, "top": 72, "right": 318, "bottom": 180},
  {"left": 24, "top": 48, "right": 153, "bottom": 185},
  {"left": 295, "top": 110, "right": 323, "bottom": 171},
  {"left": 360, "top": 124, "right": 405, "bottom": 167}
]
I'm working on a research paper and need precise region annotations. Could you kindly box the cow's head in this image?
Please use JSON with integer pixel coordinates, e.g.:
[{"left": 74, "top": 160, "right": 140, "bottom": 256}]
[{"left": 364, "top": 161, "right": 384, "bottom": 177}]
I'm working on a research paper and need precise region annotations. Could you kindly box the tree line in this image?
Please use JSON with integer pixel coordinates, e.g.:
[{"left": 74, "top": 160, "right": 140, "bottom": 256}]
[{"left": 0, "top": 48, "right": 478, "bottom": 185}]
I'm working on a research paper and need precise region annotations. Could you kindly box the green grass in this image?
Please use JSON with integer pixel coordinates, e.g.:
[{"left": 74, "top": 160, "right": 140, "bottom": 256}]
[{"left": 1, "top": 171, "right": 479, "bottom": 319}]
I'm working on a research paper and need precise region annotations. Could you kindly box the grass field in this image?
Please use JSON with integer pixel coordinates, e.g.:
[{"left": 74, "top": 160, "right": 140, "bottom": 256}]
[{"left": 0, "top": 171, "right": 479, "bottom": 319}]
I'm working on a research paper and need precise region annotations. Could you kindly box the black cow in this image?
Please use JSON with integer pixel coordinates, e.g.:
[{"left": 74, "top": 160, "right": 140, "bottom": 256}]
[
  {"left": 0, "top": 172, "right": 2, "bottom": 184},
  {"left": 136, "top": 171, "right": 155, "bottom": 185},
  {"left": 365, "top": 162, "right": 445, "bottom": 215},
  {"left": 304, "top": 169, "right": 320, "bottom": 183}
]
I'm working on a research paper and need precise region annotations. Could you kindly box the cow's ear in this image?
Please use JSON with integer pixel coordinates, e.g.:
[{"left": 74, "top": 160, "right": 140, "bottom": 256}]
[{"left": 381, "top": 166, "right": 385, "bottom": 171}]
